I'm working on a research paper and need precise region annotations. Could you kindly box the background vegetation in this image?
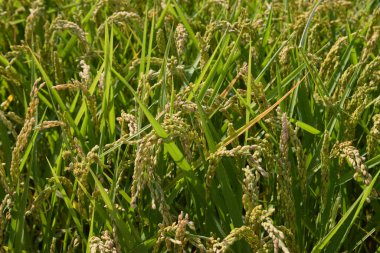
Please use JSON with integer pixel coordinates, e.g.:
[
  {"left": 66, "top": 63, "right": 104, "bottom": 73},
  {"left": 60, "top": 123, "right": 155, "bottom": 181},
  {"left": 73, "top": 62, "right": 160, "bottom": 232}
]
[{"left": 0, "top": 0, "right": 379, "bottom": 252}]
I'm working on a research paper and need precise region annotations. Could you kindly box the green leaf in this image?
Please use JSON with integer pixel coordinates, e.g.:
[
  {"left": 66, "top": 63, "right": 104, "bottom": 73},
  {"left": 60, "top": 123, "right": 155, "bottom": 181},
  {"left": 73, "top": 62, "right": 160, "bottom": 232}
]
[
  {"left": 312, "top": 169, "right": 380, "bottom": 253},
  {"left": 298, "top": 0, "right": 322, "bottom": 48},
  {"left": 290, "top": 118, "right": 321, "bottom": 135}
]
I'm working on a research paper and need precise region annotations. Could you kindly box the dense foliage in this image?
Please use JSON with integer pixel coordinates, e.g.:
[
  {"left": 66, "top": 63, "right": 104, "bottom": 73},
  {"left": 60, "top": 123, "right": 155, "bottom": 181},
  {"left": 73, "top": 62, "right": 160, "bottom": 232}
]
[{"left": 0, "top": 0, "right": 379, "bottom": 252}]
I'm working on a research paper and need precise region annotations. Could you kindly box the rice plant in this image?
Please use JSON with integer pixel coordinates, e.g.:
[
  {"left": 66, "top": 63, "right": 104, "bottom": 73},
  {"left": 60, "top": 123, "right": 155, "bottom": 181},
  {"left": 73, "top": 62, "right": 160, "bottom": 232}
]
[{"left": 0, "top": 0, "right": 379, "bottom": 252}]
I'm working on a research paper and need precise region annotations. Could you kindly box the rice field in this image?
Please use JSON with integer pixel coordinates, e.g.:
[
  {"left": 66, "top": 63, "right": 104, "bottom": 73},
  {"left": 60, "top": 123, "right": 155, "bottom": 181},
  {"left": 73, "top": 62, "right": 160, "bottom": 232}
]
[{"left": 0, "top": 0, "right": 379, "bottom": 252}]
